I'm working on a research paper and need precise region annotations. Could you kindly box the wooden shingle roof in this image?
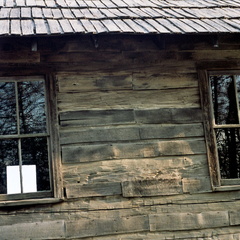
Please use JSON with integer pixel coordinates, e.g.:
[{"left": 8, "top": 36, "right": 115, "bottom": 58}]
[{"left": 1, "top": 0, "right": 240, "bottom": 36}]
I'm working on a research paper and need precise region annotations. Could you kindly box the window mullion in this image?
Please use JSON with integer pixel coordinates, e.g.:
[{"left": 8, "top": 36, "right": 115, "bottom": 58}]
[
  {"left": 208, "top": 76, "right": 216, "bottom": 126},
  {"left": 44, "top": 79, "right": 53, "bottom": 192},
  {"left": 15, "top": 81, "right": 23, "bottom": 194},
  {"left": 18, "top": 139, "right": 23, "bottom": 193},
  {"left": 233, "top": 75, "right": 240, "bottom": 124},
  {"left": 15, "top": 81, "right": 20, "bottom": 136},
  {"left": 0, "top": 133, "right": 50, "bottom": 139}
]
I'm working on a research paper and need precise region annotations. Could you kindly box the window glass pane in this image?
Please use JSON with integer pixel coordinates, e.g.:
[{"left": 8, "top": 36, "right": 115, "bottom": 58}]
[
  {"left": 236, "top": 75, "right": 240, "bottom": 111},
  {"left": 0, "top": 139, "right": 19, "bottom": 194},
  {"left": 215, "top": 128, "right": 240, "bottom": 179},
  {"left": 0, "top": 82, "right": 17, "bottom": 135},
  {"left": 210, "top": 75, "right": 239, "bottom": 125},
  {"left": 18, "top": 81, "right": 47, "bottom": 134},
  {"left": 21, "top": 137, "right": 50, "bottom": 191}
]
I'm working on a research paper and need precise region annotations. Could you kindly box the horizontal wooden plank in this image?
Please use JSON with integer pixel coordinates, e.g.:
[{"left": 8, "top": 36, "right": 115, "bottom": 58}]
[
  {"left": 62, "top": 139, "right": 206, "bottom": 163},
  {"left": 133, "top": 73, "right": 198, "bottom": 90},
  {"left": 135, "top": 108, "right": 202, "bottom": 124},
  {"left": 64, "top": 228, "right": 240, "bottom": 240},
  {"left": 179, "top": 50, "right": 240, "bottom": 61},
  {"left": 55, "top": 35, "right": 161, "bottom": 52},
  {"left": 122, "top": 178, "right": 183, "bottom": 197},
  {"left": 60, "top": 126, "right": 140, "bottom": 145},
  {"left": 36, "top": 34, "right": 230, "bottom": 53},
  {"left": 182, "top": 177, "right": 212, "bottom": 194},
  {"left": 65, "top": 182, "right": 122, "bottom": 198},
  {"left": 60, "top": 109, "right": 135, "bottom": 127},
  {"left": 66, "top": 215, "right": 149, "bottom": 238},
  {"left": 41, "top": 48, "right": 196, "bottom": 73},
  {"left": 58, "top": 88, "right": 200, "bottom": 112},
  {"left": 63, "top": 155, "right": 209, "bottom": 186},
  {"left": 60, "top": 108, "right": 202, "bottom": 128},
  {"left": 0, "top": 75, "right": 44, "bottom": 81},
  {"left": 58, "top": 73, "right": 132, "bottom": 92},
  {"left": 0, "top": 51, "right": 40, "bottom": 63},
  {"left": 60, "top": 123, "right": 203, "bottom": 145},
  {"left": 139, "top": 123, "right": 204, "bottom": 140},
  {"left": 43, "top": 51, "right": 128, "bottom": 63},
  {"left": 152, "top": 200, "right": 240, "bottom": 215},
  {"left": 149, "top": 211, "right": 229, "bottom": 231},
  {"left": 230, "top": 211, "right": 240, "bottom": 226},
  {"left": 48, "top": 193, "right": 240, "bottom": 213},
  {"left": 0, "top": 220, "right": 65, "bottom": 239}
]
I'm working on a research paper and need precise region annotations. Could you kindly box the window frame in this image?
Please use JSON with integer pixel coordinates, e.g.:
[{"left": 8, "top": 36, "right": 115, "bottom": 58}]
[
  {"left": 199, "top": 69, "right": 240, "bottom": 191},
  {"left": 0, "top": 75, "right": 62, "bottom": 206}
]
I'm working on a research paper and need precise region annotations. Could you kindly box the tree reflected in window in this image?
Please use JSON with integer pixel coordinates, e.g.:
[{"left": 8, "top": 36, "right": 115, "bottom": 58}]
[
  {"left": 210, "top": 75, "right": 240, "bottom": 179},
  {"left": 22, "top": 137, "right": 50, "bottom": 192},
  {"left": 0, "top": 139, "right": 18, "bottom": 194},
  {"left": 18, "top": 81, "right": 47, "bottom": 134},
  {"left": 0, "top": 78, "right": 50, "bottom": 195},
  {"left": 0, "top": 82, "right": 17, "bottom": 135}
]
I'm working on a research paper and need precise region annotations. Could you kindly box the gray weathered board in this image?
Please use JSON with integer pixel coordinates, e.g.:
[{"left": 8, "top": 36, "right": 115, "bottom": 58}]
[{"left": 1, "top": 34, "right": 240, "bottom": 240}]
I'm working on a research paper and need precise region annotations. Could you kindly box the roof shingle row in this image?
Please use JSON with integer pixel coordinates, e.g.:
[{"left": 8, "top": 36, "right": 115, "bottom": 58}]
[
  {"left": 1, "top": 0, "right": 240, "bottom": 9},
  {"left": 2, "top": 6, "right": 240, "bottom": 20},
  {"left": 0, "top": 0, "right": 240, "bottom": 36}
]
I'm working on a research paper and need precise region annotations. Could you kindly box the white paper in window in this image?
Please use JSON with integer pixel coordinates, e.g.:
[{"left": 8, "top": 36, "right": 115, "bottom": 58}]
[
  {"left": 7, "top": 165, "right": 37, "bottom": 194},
  {"left": 7, "top": 166, "right": 21, "bottom": 194},
  {"left": 22, "top": 165, "right": 37, "bottom": 193}
]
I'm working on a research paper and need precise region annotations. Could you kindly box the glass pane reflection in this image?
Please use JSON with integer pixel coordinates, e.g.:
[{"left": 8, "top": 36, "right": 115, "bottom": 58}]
[
  {"left": 236, "top": 75, "right": 240, "bottom": 112},
  {"left": 0, "top": 139, "right": 19, "bottom": 194},
  {"left": 21, "top": 137, "right": 50, "bottom": 191},
  {"left": 0, "top": 78, "right": 50, "bottom": 196},
  {"left": 0, "top": 82, "right": 17, "bottom": 135},
  {"left": 210, "top": 75, "right": 239, "bottom": 125},
  {"left": 215, "top": 128, "right": 240, "bottom": 179},
  {"left": 18, "top": 81, "right": 47, "bottom": 134}
]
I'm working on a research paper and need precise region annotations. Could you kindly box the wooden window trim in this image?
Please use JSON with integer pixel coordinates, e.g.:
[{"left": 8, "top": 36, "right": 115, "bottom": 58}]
[
  {"left": 0, "top": 198, "right": 63, "bottom": 207},
  {"left": 46, "top": 74, "right": 63, "bottom": 200},
  {"left": 0, "top": 75, "right": 63, "bottom": 206},
  {"left": 199, "top": 69, "right": 240, "bottom": 190}
]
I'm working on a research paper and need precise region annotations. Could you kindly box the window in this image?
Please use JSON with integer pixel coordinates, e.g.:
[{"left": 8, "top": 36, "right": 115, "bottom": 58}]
[
  {"left": 199, "top": 70, "right": 240, "bottom": 189},
  {"left": 0, "top": 76, "right": 61, "bottom": 204}
]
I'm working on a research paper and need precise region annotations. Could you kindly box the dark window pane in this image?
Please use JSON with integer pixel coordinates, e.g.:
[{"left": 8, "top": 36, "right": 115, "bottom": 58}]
[
  {"left": 236, "top": 75, "right": 240, "bottom": 108},
  {"left": 215, "top": 128, "right": 240, "bottom": 179},
  {"left": 18, "top": 81, "right": 47, "bottom": 134},
  {"left": 0, "top": 139, "right": 19, "bottom": 194},
  {"left": 21, "top": 137, "right": 50, "bottom": 191},
  {"left": 210, "top": 75, "right": 239, "bottom": 125},
  {"left": 0, "top": 82, "right": 17, "bottom": 135}
]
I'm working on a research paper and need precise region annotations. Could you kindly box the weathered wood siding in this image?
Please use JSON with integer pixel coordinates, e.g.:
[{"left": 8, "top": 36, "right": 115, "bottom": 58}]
[{"left": 1, "top": 34, "right": 240, "bottom": 239}]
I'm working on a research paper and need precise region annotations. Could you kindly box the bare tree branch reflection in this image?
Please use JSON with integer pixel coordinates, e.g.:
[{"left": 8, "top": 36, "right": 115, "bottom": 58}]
[
  {"left": 0, "top": 80, "right": 50, "bottom": 194},
  {"left": 210, "top": 75, "right": 240, "bottom": 178}
]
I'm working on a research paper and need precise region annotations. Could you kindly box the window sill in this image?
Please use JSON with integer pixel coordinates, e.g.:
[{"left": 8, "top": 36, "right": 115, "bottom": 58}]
[
  {"left": 0, "top": 198, "right": 63, "bottom": 207},
  {"left": 213, "top": 185, "right": 240, "bottom": 192}
]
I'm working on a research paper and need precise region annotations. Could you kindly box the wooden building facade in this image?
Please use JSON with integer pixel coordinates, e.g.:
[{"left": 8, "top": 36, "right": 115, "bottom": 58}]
[{"left": 1, "top": 0, "right": 240, "bottom": 239}]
